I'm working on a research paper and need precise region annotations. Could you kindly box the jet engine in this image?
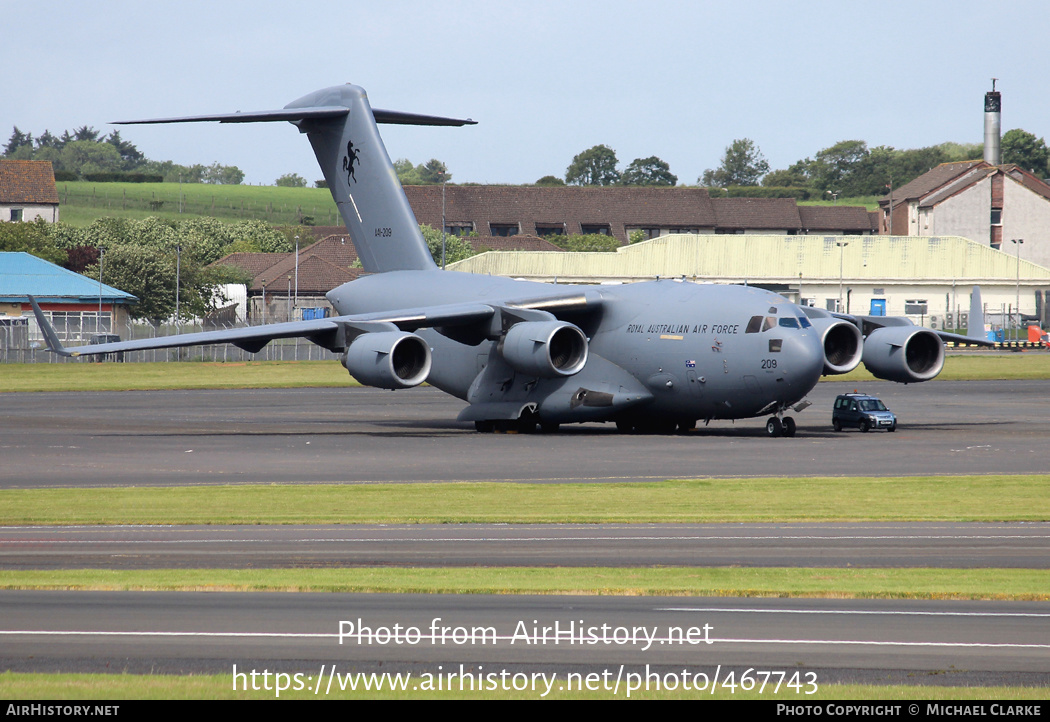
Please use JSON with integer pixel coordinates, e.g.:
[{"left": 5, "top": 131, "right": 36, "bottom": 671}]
[
  {"left": 805, "top": 316, "right": 863, "bottom": 375},
  {"left": 342, "top": 331, "right": 432, "bottom": 389},
  {"left": 498, "top": 320, "right": 588, "bottom": 378},
  {"left": 861, "top": 326, "right": 944, "bottom": 383}
]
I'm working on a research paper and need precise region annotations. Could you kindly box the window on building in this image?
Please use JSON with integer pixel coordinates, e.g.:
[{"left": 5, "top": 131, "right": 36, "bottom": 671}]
[
  {"left": 29, "top": 310, "right": 112, "bottom": 343},
  {"left": 489, "top": 223, "right": 519, "bottom": 237},
  {"left": 628, "top": 227, "right": 661, "bottom": 240},
  {"left": 10, "top": 209, "right": 23, "bottom": 221},
  {"left": 990, "top": 208, "right": 1002, "bottom": 225},
  {"left": 904, "top": 300, "right": 928, "bottom": 315},
  {"left": 667, "top": 228, "right": 699, "bottom": 235},
  {"left": 444, "top": 222, "right": 474, "bottom": 236},
  {"left": 535, "top": 224, "right": 566, "bottom": 237},
  {"left": 580, "top": 224, "right": 610, "bottom": 236}
]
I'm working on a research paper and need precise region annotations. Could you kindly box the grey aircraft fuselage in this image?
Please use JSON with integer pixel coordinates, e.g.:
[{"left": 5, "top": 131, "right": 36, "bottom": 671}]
[{"left": 328, "top": 271, "right": 824, "bottom": 426}]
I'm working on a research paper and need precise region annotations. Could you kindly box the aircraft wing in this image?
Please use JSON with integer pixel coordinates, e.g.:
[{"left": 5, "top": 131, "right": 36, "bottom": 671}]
[
  {"left": 831, "top": 312, "right": 995, "bottom": 347},
  {"left": 28, "top": 289, "right": 602, "bottom": 358},
  {"left": 28, "top": 296, "right": 498, "bottom": 358}
]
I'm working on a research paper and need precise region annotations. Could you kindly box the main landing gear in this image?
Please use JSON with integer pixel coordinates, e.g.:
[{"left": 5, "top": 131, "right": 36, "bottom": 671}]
[{"left": 765, "top": 415, "right": 796, "bottom": 438}]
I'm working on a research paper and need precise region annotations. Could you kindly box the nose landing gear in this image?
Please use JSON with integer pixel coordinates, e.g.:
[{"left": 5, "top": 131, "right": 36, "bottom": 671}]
[{"left": 765, "top": 415, "right": 796, "bottom": 437}]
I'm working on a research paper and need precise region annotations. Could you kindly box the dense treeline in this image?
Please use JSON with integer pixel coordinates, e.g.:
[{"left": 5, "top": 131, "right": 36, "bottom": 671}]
[{"left": 3, "top": 126, "right": 244, "bottom": 184}]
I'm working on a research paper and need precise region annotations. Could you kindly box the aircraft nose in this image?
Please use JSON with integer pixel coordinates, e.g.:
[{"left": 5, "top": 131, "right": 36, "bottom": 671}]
[{"left": 783, "top": 331, "right": 824, "bottom": 388}]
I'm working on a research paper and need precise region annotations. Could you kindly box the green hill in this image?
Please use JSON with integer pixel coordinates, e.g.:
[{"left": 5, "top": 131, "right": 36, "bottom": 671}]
[{"left": 56, "top": 181, "right": 340, "bottom": 227}]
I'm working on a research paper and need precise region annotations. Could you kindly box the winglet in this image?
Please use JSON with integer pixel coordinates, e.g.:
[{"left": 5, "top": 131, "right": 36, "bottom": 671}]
[
  {"left": 27, "top": 296, "right": 72, "bottom": 357},
  {"left": 968, "top": 286, "right": 986, "bottom": 341}
]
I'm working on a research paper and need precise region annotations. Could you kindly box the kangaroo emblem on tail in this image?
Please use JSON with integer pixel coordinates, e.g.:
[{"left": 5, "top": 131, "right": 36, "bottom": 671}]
[{"left": 342, "top": 140, "right": 360, "bottom": 184}]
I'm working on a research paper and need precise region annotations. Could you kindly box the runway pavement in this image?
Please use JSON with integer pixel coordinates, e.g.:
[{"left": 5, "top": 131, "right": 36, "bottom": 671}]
[
  {"left": 2, "top": 379, "right": 1049, "bottom": 488},
  {"left": 2, "top": 591, "right": 1048, "bottom": 687},
  {"left": 1, "top": 378, "right": 1048, "bottom": 688},
  {"left": 3, "top": 522, "right": 1050, "bottom": 569}
]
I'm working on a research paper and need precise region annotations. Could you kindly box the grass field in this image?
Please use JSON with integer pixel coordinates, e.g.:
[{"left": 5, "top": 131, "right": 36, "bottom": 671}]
[
  {"left": 3, "top": 353, "right": 1048, "bottom": 393},
  {"left": 1, "top": 567, "right": 1046, "bottom": 600},
  {"left": 3, "top": 475, "right": 1048, "bottom": 525},
  {"left": 56, "top": 181, "right": 339, "bottom": 227},
  {"left": 0, "top": 360, "right": 353, "bottom": 392}
]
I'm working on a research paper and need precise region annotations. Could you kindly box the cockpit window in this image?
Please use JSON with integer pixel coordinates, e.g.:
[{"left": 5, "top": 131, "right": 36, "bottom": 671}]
[
  {"left": 797, "top": 316, "right": 812, "bottom": 328},
  {"left": 778, "top": 317, "right": 799, "bottom": 329},
  {"left": 745, "top": 315, "right": 779, "bottom": 333}
]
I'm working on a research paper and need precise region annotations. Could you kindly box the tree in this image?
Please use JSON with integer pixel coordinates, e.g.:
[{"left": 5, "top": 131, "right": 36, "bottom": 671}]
[
  {"left": 807, "top": 140, "right": 870, "bottom": 194},
  {"left": 535, "top": 175, "right": 565, "bottom": 186},
  {"left": 565, "top": 145, "right": 620, "bottom": 186},
  {"left": 275, "top": 172, "right": 307, "bottom": 187},
  {"left": 700, "top": 138, "right": 769, "bottom": 187},
  {"left": 418, "top": 159, "right": 450, "bottom": 184},
  {"left": 203, "top": 162, "right": 244, "bottom": 185},
  {"left": 104, "top": 131, "right": 144, "bottom": 170},
  {"left": 420, "top": 224, "right": 476, "bottom": 265},
  {"left": 0, "top": 219, "right": 65, "bottom": 264},
  {"left": 57, "top": 140, "right": 124, "bottom": 175},
  {"left": 1002, "top": 129, "right": 1050, "bottom": 176},
  {"left": 762, "top": 161, "right": 811, "bottom": 188},
  {"left": 620, "top": 156, "right": 677, "bottom": 186},
  {"left": 3, "top": 127, "right": 33, "bottom": 156}
]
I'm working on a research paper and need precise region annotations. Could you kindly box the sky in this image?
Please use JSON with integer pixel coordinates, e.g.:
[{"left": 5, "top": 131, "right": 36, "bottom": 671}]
[{"left": 4, "top": 0, "right": 1048, "bottom": 187}]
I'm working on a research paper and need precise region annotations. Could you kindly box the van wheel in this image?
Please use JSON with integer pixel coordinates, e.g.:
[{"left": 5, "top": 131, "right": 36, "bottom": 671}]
[{"left": 833, "top": 419, "right": 842, "bottom": 432}]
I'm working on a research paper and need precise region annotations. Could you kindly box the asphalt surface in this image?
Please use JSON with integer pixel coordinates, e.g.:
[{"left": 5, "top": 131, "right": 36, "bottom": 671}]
[
  {"left": 1, "top": 378, "right": 1048, "bottom": 688},
  {"left": 3, "top": 522, "right": 1049, "bottom": 569},
  {"left": 2, "top": 592, "right": 1048, "bottom": 686},
  {"left": 2, "top": 379, "right": 1049, "bottom": 489}
]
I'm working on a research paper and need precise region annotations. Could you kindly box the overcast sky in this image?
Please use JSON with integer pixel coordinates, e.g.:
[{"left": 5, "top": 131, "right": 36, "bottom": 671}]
[{"left": 4, "top": 0, "right": 1047, "bottom": 187}]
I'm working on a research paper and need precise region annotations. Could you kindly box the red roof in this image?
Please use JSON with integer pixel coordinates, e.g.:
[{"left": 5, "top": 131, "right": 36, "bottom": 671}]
[{"left": 0, "top": 160, "right": 59, "bottom": 204}]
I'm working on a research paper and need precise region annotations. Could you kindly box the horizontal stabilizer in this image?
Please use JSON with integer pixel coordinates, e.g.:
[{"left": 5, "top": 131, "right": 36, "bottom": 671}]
[{"left": 114, "top": 108, "right": 475, "bottom": 127}]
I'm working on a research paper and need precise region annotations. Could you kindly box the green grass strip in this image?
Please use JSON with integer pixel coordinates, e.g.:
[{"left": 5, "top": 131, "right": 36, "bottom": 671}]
[
  {"left": 3, "top": 353, "right": 1049, "bottom": 393},
  {"left": 1, "top": 567, "right": 1047, "bottom": 600},
  {"left": 2, "top": 476, "right": 1048, "bottom": 525},
  {"left": 1, "top": 671, "right": 1047, "bottom": 700},
  {"left": 0, "top": 360, "right": 354, "bottom": 392}
]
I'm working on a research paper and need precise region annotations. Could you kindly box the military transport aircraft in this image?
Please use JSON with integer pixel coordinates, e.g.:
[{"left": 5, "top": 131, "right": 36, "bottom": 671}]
[{"left": 30, "top": 83, "right": 987, "bottom": 437}]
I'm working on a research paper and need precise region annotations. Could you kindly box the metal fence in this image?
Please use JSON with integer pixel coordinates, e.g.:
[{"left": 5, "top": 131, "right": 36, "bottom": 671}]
[{"left": 0, "top": 317, "right": 342, "bottom": 364}]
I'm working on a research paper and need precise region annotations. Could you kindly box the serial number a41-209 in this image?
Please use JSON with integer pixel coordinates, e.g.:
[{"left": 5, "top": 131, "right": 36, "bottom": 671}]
[{"left": 374, "top": 227, "right": 392, "bottom": 237}]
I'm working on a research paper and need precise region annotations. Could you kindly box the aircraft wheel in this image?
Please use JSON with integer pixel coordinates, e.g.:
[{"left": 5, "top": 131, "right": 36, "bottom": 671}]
[
  {"left": 833, "top": 419, "right": 842, "bottom": 432},
  {"left": 782, "top": 417, "right": 796, "bottom": 437},
  {"left": 539, "top": 422, "right": 560, "bottom": 434},
  {"left": 474, "top": 420, "right": 494, "bottom": 433},
  {"left": 678, "top": 420, "right": 697, "bottom": 433},
  {"left": 615, "top": 420, "right": 634, "bottom": 434},
  {"left": 765, "top": 417, "right": 783, "bottom": 437}
]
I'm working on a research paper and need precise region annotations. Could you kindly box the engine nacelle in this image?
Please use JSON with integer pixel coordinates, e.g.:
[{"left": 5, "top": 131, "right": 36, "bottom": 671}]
[
  {"left": 342, "top": 331, "right": 432, "bottom": 389},
  {"left": 809, "top": 317, "right": 863, "bottom": 375},
  {"left": 862, "top": 326, "right": 944, "bottom": 383},
  {"left": 499, "top": 320, "right": 588, "bottom": 378}
]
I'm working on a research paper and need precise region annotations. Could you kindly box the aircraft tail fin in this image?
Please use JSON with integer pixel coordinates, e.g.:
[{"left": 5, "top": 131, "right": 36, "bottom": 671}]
[
  {"left": 116, "top": 84, "right": 476, "bottom": 274},
  {"left": 967, "top": 286, "right": 986, "bottom": 340}
]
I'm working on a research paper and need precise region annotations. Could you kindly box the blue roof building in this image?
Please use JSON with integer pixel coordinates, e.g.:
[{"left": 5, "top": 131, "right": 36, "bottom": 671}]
[{"left": 0, "top": 252, "right": 136, "bottom": 349}]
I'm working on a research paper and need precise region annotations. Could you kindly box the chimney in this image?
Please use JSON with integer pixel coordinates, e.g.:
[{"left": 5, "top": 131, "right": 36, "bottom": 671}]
[{"left": 984, "top": 79, "right": 1001, "bottom": 165}]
